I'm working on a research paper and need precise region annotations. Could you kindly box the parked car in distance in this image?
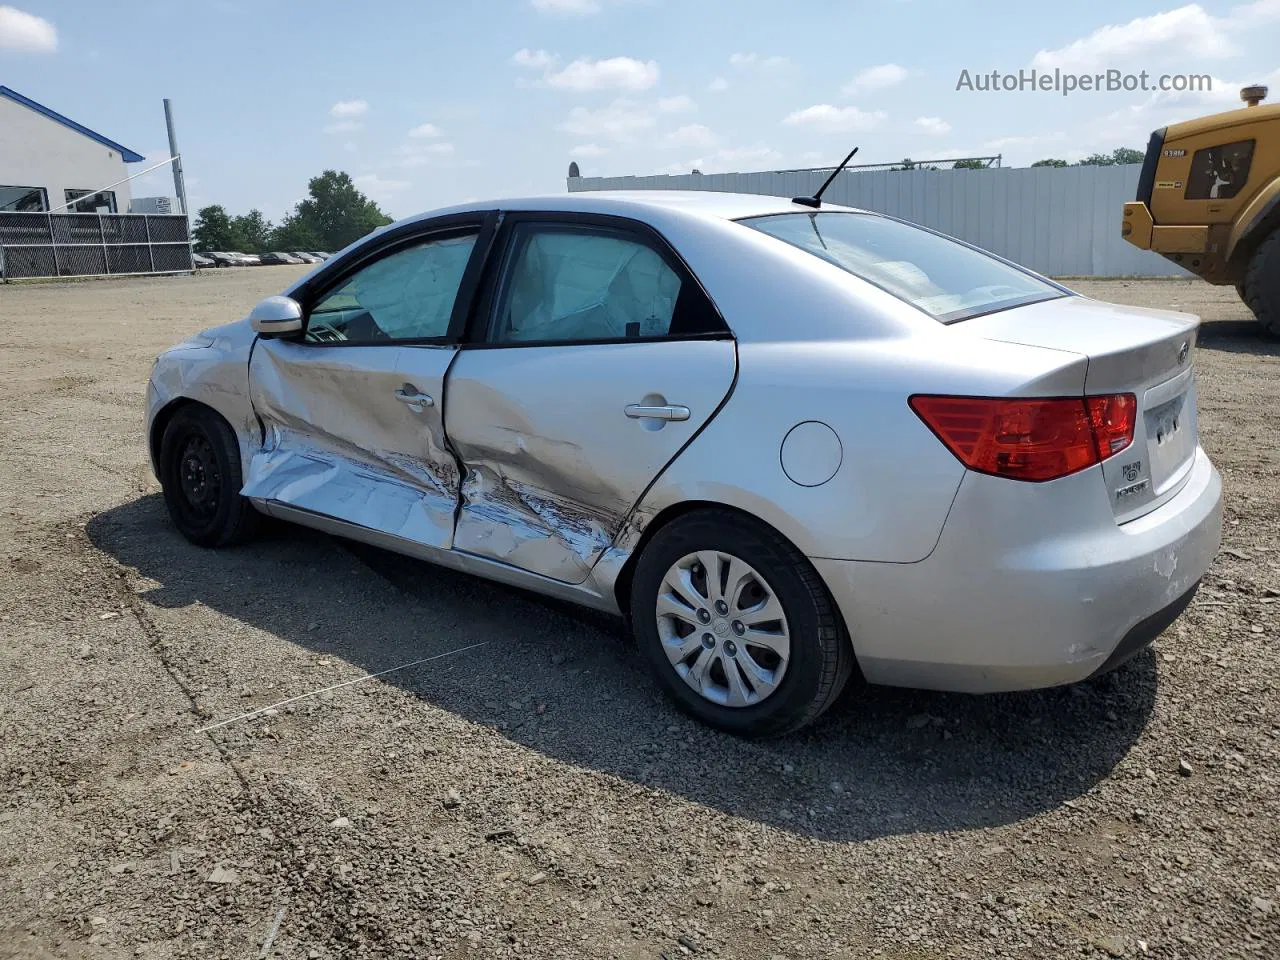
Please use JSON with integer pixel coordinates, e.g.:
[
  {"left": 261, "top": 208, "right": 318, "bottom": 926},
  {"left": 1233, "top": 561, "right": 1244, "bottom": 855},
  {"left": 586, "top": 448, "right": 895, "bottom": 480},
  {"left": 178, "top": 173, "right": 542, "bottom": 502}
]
[
  {"left": 204, "top": 252, "right": 239, "bottom": 268},
  {"left": 146, "top": 192, "right": 1222, "bottom": 737},
  {"left": 260, "top": 252, "right": 303, "bottom": 266},
  {"left": 229, "top": 252, "right": 262, "bottom": 266},
  {"left": 191, "top": 253, "right": 214, "bottom": 269},
  {"left": 310, "top": 252, "right": 331, "bottom": 260},
  {"left": 291, "top": 252, "right": 323, "bottom": 263}
]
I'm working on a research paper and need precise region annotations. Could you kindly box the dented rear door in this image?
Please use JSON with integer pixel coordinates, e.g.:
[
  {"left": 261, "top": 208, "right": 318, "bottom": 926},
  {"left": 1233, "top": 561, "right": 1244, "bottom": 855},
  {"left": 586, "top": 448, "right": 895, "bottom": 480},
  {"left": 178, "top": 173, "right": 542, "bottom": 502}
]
[{"left": 445, "top": 214, "right": 736, "bottom": 584}]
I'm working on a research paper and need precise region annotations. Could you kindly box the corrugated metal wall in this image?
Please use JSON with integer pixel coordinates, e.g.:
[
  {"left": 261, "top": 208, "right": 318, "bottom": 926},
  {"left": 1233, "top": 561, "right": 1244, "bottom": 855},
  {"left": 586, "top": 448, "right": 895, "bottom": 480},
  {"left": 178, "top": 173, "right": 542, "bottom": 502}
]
[{"left": 568, "top": 164, "right": 1188, "bottom": 278}]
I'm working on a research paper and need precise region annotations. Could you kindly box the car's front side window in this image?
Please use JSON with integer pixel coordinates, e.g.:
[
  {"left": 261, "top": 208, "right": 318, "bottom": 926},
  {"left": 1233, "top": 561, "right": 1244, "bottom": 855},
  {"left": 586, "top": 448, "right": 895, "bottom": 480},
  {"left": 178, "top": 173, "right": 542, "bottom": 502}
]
[
  {"left": 490, "top": 224, "right": 693, "bottom": 344},
  {"left": 305, "top": 232, "right": 478, "bottom": 344}
]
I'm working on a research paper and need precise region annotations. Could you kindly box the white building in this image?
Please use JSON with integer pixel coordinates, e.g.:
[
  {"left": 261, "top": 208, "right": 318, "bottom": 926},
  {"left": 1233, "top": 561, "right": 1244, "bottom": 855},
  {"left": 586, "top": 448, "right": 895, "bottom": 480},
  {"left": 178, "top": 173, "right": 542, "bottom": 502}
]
[{"left": 0, "top": 85, "right": 144, "bottom": 215}]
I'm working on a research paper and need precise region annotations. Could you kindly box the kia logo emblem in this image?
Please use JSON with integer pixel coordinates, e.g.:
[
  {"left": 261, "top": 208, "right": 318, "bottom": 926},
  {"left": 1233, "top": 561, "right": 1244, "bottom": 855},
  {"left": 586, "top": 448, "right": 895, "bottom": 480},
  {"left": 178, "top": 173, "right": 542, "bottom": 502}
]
[{"left": 1177, "top": 341, "right": 1190, "bottom": 365}]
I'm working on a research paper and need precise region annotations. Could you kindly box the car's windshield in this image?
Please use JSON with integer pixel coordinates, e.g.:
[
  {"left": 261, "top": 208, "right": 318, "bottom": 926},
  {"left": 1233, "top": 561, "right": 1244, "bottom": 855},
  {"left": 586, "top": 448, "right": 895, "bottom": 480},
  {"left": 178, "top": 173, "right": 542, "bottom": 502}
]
[{"left": 740, "top": 212, "right": 1066, "bottom": 323}]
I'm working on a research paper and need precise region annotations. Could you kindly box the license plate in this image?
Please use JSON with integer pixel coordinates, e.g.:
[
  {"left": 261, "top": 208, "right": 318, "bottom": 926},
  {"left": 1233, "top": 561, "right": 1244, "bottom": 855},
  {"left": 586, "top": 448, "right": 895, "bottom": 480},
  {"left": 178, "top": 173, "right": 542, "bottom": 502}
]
[
  {"left": 1152, "top": 404, "right": 1183, "bottom": 445},
  {"left": 1145, "top": 393, "right": 1194, "bottom": 494}
]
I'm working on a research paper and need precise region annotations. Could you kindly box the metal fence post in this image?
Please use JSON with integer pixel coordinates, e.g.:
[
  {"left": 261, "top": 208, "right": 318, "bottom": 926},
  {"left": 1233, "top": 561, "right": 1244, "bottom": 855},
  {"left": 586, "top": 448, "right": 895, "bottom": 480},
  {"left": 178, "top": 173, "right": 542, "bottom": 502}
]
[
  {"left": 100, "top": 213, "right": 109, "bottom": 275},
  {"left": 144, "top": 216, "right": 155, "bottom": 273},
  {"left": 48, "top": 212, "right": 60, "bottom": 278}
]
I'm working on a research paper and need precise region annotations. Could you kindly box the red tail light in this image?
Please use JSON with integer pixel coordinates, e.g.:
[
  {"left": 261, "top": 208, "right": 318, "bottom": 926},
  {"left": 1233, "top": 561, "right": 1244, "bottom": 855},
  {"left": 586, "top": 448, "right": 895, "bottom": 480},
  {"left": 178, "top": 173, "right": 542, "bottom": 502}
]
[{"left": 909, "top": 394, "right": 1136, "bottom": 482}]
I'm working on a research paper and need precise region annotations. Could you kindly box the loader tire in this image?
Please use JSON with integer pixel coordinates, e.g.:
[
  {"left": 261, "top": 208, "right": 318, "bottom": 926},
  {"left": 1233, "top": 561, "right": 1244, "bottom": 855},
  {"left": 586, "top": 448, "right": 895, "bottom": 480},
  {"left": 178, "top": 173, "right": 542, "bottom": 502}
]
[{"left": 1243, "top": 229, "right": 1280, "bottom": 338}]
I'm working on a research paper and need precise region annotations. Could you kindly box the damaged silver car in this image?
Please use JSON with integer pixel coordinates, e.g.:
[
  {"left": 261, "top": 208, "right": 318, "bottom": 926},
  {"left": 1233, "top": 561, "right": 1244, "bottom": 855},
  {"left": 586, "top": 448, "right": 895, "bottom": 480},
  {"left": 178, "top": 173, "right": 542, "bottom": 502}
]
[{"left": 146, "top": 192, "right": 1222, "bottom": 736}]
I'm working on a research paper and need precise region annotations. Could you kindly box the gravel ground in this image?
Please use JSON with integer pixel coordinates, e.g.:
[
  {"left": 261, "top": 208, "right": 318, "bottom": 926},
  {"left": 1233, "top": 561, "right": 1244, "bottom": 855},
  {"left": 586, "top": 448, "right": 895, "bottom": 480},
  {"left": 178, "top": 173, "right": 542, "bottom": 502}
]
[{"left": 0, "top": 269, "right": 1276, "bottom": 960}]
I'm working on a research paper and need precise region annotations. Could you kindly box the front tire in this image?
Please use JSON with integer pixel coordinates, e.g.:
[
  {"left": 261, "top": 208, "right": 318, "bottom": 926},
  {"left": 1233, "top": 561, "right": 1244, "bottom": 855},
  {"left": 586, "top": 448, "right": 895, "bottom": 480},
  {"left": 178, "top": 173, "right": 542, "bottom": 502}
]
[
  {"left": 159, "top": 405, "right": 259, "bottom": 547},
  {"left": 630, "top": 509, "right": 853, "bottom": 737},
  {"left": 1243, "top": 229, "right": 1280, "bottom": 338}
]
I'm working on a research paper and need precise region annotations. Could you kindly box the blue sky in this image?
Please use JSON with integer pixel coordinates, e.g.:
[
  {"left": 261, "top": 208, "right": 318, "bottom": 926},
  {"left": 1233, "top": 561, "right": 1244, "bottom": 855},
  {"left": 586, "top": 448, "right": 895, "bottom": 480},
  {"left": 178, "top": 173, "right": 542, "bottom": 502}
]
[{"left": 1, "top": 0, "right": 1277, "bottom": 221}]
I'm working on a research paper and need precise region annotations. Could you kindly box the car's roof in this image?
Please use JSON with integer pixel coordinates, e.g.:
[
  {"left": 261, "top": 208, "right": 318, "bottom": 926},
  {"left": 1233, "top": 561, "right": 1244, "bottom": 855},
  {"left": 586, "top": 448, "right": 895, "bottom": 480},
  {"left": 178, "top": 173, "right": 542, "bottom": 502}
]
[{"left": 403, "top": 190, "right": 862, "bottom": 226}]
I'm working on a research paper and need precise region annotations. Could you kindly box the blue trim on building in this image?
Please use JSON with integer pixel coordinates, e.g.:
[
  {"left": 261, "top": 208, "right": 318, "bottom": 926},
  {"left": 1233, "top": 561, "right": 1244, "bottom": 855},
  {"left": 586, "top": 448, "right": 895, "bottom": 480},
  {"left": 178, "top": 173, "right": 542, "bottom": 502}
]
[{"left": 0, "top": 86, "right": 145, "bottom": 164}]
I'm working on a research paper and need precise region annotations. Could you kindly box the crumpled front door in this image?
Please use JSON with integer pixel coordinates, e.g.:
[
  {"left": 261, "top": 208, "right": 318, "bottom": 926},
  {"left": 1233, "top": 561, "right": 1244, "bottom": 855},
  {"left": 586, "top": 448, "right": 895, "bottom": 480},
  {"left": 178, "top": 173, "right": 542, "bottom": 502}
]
[{"left": 243, "top": 339, "right": 460, "bottom": 550}]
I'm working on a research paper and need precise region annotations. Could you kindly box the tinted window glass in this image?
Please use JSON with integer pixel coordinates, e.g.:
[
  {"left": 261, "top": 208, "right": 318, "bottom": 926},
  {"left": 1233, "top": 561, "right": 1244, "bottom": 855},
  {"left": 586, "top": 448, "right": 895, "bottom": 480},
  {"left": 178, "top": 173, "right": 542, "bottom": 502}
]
[
  {"left": 306, "top": 233, "right": 477, "bottom": 343},
  {"left": 64, "top": 189, "right": 116, "bottom": 213},
  {"left": 741, "top": 212, "right": 1064, "bottom": 323},
  {"left": 1185, "top": 140, "right": 1254, "bottom": 200},
  {"left": 0, "top": 185, "right": 48, "bottom": 212},
  {"left": 492, "top": 225, "right": 684, "bottom": 343}
]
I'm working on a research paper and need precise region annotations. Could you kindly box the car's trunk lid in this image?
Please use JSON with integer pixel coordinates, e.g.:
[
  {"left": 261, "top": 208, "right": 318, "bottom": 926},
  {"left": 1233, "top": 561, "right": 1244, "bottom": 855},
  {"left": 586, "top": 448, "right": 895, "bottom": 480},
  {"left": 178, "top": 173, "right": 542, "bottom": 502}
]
[{"left": 956, "top": 296, "right": 1201, "bottom": 522}]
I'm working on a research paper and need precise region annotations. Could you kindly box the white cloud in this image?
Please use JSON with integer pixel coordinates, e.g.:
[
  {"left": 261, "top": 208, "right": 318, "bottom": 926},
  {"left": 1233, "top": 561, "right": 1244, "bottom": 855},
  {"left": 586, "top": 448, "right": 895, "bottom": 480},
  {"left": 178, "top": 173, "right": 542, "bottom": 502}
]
[
  {"left": 1230, "top": 0, "right": 1280, "bottom": 24},
  {"left": 531, "top": 0, "right": 601, "bottom": 14},
  {"left": 729, "top": 52, "right": 788, "bottom": 69},
  {"left": 843, "top": 63, "right": 908, "bottom": 95},
  {"left": 664, "top": 123, "right": 718, "bottom": 149},
  {"left": 915, "top": 116, "right": 952, "bottom": 135},
  {"left": 393, "top": 141, "right": 457, "bottom": 167},
  {"left": 0, "top": 5, "right": 56, "bottom": 52},
  {"left": 982, "top": 132, "right": 1068, "bottom": 151},
  {"left": 329, "top": 99, "right": 369, "bottom": 118},
  {"left": 570, "top": 143, "right": 608, "bottom": 158},
  {"left": 1031, "top": 5, "right": 1234, "bottom": 72},
  {"left": 544, "top": 56, "right": 660, "bottom": 91},
  {"left": 354, "top": 174, "right": 411, "bottom": 201},
  {"left": 323, "top": 120, "right": 362, "bottom": 135},
  {"left": 658, "top": 95, "right": 696, "bottom": 113},
  {"left": 783, "top": 104, "right": 888, "bottom": 133},
  {"left": 1080, "top": 65, "right": 1280, "bottom": 154},
  {"left": 559, "top": 99, "right": 658, "bottom": 141},
  {"left": 713, "top": 144, "right": 781, "bottom": 167},
  {"left": 664, "top": 144, "right": 783, "bottom": 174},
  {"left": 708, "top": 76, "right": 729, "bottom": 92},
  {"left": 511, "top": 47, "right": 558, "bottom": 69},
  {"left": 408, "top": 122, "right": 443, "bottom": 139}
]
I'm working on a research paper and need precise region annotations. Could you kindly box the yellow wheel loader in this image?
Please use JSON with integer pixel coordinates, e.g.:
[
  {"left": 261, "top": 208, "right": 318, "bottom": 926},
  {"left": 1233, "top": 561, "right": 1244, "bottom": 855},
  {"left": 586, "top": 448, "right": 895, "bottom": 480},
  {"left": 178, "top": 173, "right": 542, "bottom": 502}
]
[{"left": 1122, "top": 85, "right": 1280, "bottom": 336}]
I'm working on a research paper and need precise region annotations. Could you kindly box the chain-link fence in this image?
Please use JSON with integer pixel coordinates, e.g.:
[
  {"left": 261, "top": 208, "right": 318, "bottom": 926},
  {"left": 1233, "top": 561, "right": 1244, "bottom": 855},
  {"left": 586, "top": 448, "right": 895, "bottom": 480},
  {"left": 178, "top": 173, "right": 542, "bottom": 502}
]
[{"left": 0, "top": 212, "right": 193, "bottom": 280}]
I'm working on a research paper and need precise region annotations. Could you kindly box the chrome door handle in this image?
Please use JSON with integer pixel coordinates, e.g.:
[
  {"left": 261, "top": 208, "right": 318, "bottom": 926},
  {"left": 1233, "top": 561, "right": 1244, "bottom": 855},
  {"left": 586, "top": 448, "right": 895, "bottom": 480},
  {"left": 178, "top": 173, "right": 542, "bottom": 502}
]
[
  {"left": 624, "top": 403, "right": 690, "bottom": 422},
  {"left": 394, "top": 386, "right": 434, "bottom": 407}
]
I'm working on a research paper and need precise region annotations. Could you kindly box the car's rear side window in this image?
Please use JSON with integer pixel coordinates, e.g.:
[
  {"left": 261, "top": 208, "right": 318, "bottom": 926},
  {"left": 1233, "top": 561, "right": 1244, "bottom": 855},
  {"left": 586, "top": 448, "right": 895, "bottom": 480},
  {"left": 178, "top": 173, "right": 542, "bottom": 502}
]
[
  {"left": 740, "top": 212, "right": 1066, "bottom": 323},
  {"left": 487, "top": 222, "right": 726, "bottom": 344}
]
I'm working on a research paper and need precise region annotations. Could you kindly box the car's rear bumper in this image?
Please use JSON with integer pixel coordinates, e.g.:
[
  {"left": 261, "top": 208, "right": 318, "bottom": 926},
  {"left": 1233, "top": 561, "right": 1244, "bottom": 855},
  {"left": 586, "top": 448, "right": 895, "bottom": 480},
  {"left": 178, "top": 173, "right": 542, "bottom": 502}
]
[{"left": 813, "top": 446, "right": 1222, "bottom": 693}]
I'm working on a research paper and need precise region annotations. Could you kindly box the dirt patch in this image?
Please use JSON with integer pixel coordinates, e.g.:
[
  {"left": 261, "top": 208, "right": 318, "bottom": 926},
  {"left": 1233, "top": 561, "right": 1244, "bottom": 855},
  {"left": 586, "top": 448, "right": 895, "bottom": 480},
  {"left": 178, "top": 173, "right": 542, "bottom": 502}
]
[{"left": 0, "top": 270, "right": 1277, "bottom": 958}]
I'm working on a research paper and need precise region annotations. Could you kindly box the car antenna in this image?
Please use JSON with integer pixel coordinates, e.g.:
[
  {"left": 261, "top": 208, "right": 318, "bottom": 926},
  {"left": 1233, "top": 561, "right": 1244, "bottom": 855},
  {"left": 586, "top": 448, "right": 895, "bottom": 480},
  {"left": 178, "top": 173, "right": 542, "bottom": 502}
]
[{"left": 793, "top": 146, "right": 859, "bottom": 208}]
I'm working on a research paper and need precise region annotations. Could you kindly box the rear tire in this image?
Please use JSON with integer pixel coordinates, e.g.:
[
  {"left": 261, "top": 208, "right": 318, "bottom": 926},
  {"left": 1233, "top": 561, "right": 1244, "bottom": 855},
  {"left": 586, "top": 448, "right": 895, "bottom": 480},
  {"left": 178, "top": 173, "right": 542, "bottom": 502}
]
[
  {"left": 159, "top": 405, "right": 259, "bottom": 547},
  {"left": 629, "top": 509, "right": 854, "bottom": 737},
  {"left": 1243, "top": 229, "right": 1280, "bottom": 338}
]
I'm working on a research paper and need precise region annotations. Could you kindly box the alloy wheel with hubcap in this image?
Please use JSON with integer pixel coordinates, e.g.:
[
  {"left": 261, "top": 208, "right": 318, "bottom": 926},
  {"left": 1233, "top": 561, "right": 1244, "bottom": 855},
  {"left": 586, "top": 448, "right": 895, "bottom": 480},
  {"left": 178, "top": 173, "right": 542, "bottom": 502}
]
[
  {"left": 656, "top": 551, "right": 790, "bottom": 708},
  {"left": 630, "top": 509, "right": 854, "bottom": 738}
]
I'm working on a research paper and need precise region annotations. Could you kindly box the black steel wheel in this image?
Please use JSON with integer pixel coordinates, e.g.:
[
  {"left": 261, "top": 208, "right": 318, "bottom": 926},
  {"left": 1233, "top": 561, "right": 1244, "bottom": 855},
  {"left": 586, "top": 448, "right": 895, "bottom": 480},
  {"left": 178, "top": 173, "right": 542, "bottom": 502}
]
[{"left": 159, "top": 404, "right": 259, "bottom": 547}]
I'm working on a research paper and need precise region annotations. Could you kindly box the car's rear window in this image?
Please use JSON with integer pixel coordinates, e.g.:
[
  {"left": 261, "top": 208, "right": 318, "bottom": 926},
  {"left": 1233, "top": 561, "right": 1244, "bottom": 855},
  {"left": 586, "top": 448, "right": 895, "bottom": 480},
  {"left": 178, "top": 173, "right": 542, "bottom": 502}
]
[{"left": 740, "top": 211, "right": 1066, "bottom": 323}]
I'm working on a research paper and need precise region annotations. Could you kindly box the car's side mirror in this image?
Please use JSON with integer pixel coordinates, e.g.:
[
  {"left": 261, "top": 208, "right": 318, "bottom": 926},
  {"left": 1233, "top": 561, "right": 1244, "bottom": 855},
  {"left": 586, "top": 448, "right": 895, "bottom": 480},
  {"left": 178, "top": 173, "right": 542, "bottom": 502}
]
[{"left": 249, "top": 296, "right": 304, "bottom": 337}]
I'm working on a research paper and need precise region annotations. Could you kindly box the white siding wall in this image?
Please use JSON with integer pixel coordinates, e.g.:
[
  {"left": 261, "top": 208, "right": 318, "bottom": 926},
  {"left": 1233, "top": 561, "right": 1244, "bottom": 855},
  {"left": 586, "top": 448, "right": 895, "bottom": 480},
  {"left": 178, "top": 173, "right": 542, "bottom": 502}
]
[
  {"left": 0, "top": 97, "right": 133, "bottom": 212},
  {"left": 568, "top": 164, "right": 1189, "bottom": 278}
]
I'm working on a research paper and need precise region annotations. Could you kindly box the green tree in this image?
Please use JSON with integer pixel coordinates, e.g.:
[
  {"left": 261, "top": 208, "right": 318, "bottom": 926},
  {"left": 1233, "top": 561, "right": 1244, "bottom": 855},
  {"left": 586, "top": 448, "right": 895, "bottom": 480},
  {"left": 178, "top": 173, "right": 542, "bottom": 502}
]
[
  {"left": 283, "top": 171, "right": 393, "bottom": 252},
  {"left": 952, "top": 158, "right": 988, "bottom": 170},
  {"left": 1031, "top": 158, "right": 1069, "bottom": 168},
  {"left": 892, "top": 158, "right": 939, "bottom": 171},
  {"left": 269, "top": 213, "right": 323, "bottom": 254},
  {"left": 1076, "top": 148, "right": 1144, "bottom": 167},
  {"left": 230, "top": 209, "right": 273, "bottom": 254},
  {"left": 192, "top": 205, "right": 241, "bottom": 252}
]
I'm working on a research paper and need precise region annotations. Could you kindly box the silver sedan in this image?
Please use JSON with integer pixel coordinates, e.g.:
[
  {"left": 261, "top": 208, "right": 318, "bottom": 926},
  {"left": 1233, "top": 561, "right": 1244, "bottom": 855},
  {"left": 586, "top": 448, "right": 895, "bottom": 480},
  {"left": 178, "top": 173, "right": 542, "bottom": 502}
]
[{"left": 146, "top": 192, "right": 1222, "bottom": 736}]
